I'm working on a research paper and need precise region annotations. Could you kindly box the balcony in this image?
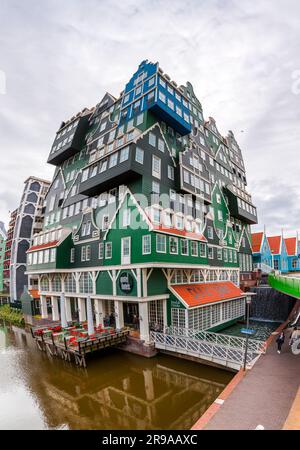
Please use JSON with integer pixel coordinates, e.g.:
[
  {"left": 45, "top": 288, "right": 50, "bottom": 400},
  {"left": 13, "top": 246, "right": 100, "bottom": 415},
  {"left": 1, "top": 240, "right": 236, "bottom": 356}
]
[
  {"left": 224, "top": 184, "right": 257, "bottom": 224},
  {"left": 78, "top": 146, "right": 143, "bottom": 197},
  {"left": 47, "top": 114, "right": 91, "bottom": 166}
]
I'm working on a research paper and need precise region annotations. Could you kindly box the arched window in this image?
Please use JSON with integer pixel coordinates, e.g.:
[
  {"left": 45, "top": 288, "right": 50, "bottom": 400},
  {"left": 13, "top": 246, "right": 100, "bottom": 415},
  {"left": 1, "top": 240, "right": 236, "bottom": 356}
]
[{"left": 40, "top": 276, "right": 49, "bottom": 291}]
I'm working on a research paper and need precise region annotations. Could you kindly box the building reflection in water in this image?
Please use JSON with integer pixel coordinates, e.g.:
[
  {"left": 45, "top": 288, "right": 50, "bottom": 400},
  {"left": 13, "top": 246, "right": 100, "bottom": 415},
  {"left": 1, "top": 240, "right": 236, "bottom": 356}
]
[{"left": 1, "top": 324, "right": 233, "bottom": 430}]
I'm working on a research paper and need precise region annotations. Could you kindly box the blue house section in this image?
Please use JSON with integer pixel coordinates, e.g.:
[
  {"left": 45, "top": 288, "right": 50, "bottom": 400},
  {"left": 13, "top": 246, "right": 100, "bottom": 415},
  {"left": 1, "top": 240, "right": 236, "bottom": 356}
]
[
  {"left": 120, "top": 60, "right": 192, "bottom": 135},
  {"left": 284, "top": 238, "right": 300, "bottom": 272},
  {"left": 252, "top": 233, "right": 272, "bottom": 268}
]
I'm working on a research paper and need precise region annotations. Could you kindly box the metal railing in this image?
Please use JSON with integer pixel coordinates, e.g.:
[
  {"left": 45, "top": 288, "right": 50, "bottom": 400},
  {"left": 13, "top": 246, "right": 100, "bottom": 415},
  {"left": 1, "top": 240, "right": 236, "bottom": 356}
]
[
  {"left": 164, "top": 326, "right": 266, "bottom": 354},
  {"left": 254, "top": 263, "right": 274, "bottom": 274},
  {"left": 151, "top": 331, "right": 262, "bottom": 369}
]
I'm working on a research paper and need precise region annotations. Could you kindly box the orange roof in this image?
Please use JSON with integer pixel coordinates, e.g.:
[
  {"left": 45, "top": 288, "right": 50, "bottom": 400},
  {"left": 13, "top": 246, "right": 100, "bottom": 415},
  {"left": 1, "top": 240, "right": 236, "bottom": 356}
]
[
  {"left": 27, "top": 240, "right": 59, "bottom": 252},
  {"left": 284, "top": 237, "right": 297, "bottom": 256},
  {"left": 251, "top": 232, "right": 263, "bottom": 253},
  {"left": 171, "top": 281, "right": 245, "bottom": 308},
  {"left": 267, "top": 236, "right": 281, "bottom": 254},
  {"left": 153, "top": 225, "right": 207, "bottom": 242},
  {"left": 29, "top": 289, "right": 40, "bottom": 299}
]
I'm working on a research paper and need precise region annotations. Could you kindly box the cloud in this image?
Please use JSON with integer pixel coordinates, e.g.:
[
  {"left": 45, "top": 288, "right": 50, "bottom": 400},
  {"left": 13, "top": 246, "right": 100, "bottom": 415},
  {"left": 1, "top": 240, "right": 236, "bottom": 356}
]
[{"left": 0, "top": 0, "right": 299, "bottom": 235}]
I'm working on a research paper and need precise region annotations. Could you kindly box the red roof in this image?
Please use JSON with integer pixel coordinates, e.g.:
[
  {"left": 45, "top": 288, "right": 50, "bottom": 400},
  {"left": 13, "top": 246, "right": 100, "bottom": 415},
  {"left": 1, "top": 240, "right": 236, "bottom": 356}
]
[
  {"left": 171, "top": 281, "right": 245, "bottom": 308},
  {"left": 153, "top": 225, "right": 207, "bottom": 242},
  {"left": 267, "top": 236, "right": 281, "bottom": 254},
  {"left": 27, "top": 240, "right": 59, "bottom": 252},
  {"left": 284, "top": 237, "right": 297, "bottom": 256},
  {"left": 251, "top": 232, "right": 264, "bottom": 253}
]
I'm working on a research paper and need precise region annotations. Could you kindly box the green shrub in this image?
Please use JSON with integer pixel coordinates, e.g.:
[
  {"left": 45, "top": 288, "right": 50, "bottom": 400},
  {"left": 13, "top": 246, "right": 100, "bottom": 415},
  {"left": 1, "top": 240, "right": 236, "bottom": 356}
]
[{"left": 0, "top": 304, "right": 25, "bottom": 325}]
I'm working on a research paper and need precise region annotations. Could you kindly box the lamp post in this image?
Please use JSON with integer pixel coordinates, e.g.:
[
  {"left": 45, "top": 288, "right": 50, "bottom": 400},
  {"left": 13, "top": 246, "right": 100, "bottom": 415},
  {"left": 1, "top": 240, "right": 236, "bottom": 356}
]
[{"left": 243, "top": 295, "right": 252, "bottom": 371}]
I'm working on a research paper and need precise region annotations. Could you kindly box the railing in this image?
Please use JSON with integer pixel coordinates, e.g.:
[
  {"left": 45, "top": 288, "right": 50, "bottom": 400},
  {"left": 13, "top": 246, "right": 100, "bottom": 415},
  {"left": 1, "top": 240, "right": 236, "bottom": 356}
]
[
  {"left": 164, "top": 326, "right": 266, "bottom": 354},
  {"left": 151, "top": 331, "right": 263, "bottom": 369},
  {"left": 268, "top": 273, "right": 300, "bottom": 299},
  {"left": 254, "top": 263, "right": 274, "bottom": 274}
]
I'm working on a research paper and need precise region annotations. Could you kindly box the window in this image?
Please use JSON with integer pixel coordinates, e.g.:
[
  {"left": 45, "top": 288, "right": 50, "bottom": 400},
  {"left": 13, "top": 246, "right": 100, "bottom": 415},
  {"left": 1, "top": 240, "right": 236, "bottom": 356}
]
[
  {"left": 168, "top": 165, "right": 174, "bottom": 180},
  {"left": 49, "top": 195, "right": 56, "bottom": 212},
  {"left": 218, "top": 210, "right": 223, "bottom": 221},
  {"left": 200, "top": 243, "right": 206, "bottom": 257},
  {"left": 109, "top": 153, "right": 118, "bottom": 168},
  {"left": 207, "top": 226, "right": 213, "bottom": 239},
  {"left": 181, "top": 239, "right": 189, "bottom": 256},
  {"left": 38, "top": 251, "right": 43, "bottom": 264},
  {"left": 191, "top": 241, "right": 198, "bottom": 256},
  {"left": 152, "top": 155, "right": 161, "bottom": 179},
  {"left": 136, "top": 113, "right": 144, "bottom": 126},
  {"left": 152, "top": 208, "right": 160, "bottom": 224},
  {"left": 158, "top": 138, "right": 165, "bottom": 152},
  {"left": 119, "top": 146, "right": 129, "bottom": 162},
  {"left": 169, "top": 237, "right": 178, "bottom": 254},
  {"left": 149, "top": 132, "right": 156, "bottom": 147},
  {"left": 102, "top": 215, "right": 109, "bottom": 230},
  {"left": 217, "top": 248, "right": 223, "bottom": 260},
  {"left": 99, "top": 159, "right": 107, "bottom": 173},
  {"left": 123, "top": 208, "right": 131, "bottom": 227},
  {"left": 171, "top": 308, "right": 186, "bottom": 328},
  {"left": 208, "top": 247, "right": 214, "bottom": 259},
  {"left": 143, "top": 235, "right": 151, "bottom": 254},
  {"left": 167, "top": 99, "right": 174, "bottom": 110},
  {"left": 159, "top": 77, "right": 166, "bottom": 88},
  {"left": 156, "top": 234, "right": 166, "bottom": 253},
  {"left": 152, "top": 180, "right": 160, "bottom": 194},
  {"left": 159, "top": 91, "right": 166, "bottom": 103},
  {"left": 135, "top": 147, "right": 144, "bottom": 164},
  {"left": 98, "top": 243, "right": 104, "bottom": 259},
  {"left": 81, "top": 246, "right": 86, "bottom": 262},
  {"left": 70, "top": 248, "right": 75, "bottom": 263},
  {"left": 216, "top": 193, "right": 221, "bottom": 204},
  {"left": 86, "top": 245, "right": 91, "bottom": 261},
  {"left": 175, "top": 215, "right": 184, "bottom": 230},
  {"left": 105, "top": 242, "right": 112, "bottom": 259},
  {"left": 50, "top": 248, "right": 56, "bottom": 263},
  {"left": 148, "top": 76, "right": 155, "bottom": 87}
]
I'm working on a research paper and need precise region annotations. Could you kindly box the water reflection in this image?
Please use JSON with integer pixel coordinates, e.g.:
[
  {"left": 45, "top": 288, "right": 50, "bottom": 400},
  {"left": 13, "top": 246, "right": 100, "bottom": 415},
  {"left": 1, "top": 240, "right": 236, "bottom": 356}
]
[{"left": 0, "top": 323, "right": 232, "bottom": 430}]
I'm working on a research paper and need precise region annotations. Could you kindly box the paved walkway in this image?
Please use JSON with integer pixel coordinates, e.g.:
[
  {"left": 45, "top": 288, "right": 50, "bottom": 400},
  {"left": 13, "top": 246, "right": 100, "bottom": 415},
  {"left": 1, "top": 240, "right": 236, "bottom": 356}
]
[{"left": 203, "top": 333, "right": 300, "bottom": 430}]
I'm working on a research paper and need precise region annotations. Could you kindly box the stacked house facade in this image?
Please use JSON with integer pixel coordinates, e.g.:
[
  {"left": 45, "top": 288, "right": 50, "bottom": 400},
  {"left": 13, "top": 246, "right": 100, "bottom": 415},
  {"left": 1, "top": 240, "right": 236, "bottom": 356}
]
[
  {"left": 3, "top": 208, "right": 17, "bottom": 295},
  {"left": 0, "top": 221, "right": 7, "bottom": 292},
  {"left": 252, "top": 231, "right": 299, "bottom": 273},
  {"left": 8, "top": 177, "right": 50, "bottom": 302},
  {"left": 26, "top": 60, "right": 257, "bottom": 341}
]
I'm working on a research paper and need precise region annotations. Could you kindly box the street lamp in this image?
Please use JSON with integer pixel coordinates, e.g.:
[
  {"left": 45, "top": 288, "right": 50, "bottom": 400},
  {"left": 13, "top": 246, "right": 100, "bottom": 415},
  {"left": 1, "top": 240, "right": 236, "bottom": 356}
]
[{"left": 243, "top": 294, "right": 254, "bottom": 371}]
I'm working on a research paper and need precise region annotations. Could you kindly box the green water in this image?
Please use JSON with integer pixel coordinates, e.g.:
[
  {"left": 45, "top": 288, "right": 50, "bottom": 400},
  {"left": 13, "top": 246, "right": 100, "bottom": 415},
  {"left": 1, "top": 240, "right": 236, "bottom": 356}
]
[
  {"left": 220, "top": 320, "right": 281, "bottom": 341},
  {"left": 0, "top": 322, "right": 233, "bottom": 430}
]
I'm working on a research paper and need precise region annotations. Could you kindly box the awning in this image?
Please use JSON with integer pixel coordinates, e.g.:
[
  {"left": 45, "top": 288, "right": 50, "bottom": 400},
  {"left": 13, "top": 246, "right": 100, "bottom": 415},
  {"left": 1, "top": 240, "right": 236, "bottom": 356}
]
[
  {"left": 170, "top": 281, "right": 246, "bottom": 308},
  {"left": 29, "top": 289, "right": 40, "bottom": 299}
]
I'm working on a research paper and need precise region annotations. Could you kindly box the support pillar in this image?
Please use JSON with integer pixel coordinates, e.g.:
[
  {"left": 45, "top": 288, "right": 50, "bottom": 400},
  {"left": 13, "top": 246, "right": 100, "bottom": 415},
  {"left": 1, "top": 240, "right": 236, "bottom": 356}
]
[
  {"left": 139, "top": 302, "right": 150, "bottom": 343},
  {"left": 40, "top": 295, "right": 48, "bottom": 319},
  {"left": 78, "top": 297, "right": 86, "bottom": 322},
  {"left": 163, "top": 299, "right": 168, "bottom": 330},
  {"left": 65, "top": 297, "right": 72, "bottom": 322},
  {"left": 94, "top": 299, "right": 104, "bottom": 327},
  {"left": 51, "top": 296, "right": 60, "bottom": 321},
  {"left": 114, "top": 300, "right": 124, "bottom": 330}
]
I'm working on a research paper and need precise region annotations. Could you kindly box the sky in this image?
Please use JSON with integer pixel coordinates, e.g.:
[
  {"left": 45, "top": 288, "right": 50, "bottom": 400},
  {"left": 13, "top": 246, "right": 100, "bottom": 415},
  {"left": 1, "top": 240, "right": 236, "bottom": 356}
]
[{"left": 0, "top": 0, "right": 299, "bottom": 236}]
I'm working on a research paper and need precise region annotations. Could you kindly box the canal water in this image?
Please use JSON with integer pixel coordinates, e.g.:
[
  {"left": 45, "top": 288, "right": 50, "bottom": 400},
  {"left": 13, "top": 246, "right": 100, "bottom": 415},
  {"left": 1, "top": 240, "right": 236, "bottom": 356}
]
[
  {"left": 0, "top": 322, "right": 233, "bottom": 430},
  {"left": 221, "top": 319, "right": 281, "bottom": 341}
]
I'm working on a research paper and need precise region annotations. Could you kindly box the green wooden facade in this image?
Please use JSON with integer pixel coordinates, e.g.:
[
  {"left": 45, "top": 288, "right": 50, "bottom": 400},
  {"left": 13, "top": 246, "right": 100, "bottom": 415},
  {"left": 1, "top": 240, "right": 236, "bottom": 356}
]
[{"left": 25, "top": 60, "right": 257, "bottom": 336}]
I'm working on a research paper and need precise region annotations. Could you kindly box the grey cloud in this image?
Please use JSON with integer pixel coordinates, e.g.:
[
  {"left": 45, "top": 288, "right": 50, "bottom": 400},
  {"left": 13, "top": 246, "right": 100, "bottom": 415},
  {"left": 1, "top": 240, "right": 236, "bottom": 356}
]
[{"left": 0, "top": 0, "right": 299, "bottom": 233}]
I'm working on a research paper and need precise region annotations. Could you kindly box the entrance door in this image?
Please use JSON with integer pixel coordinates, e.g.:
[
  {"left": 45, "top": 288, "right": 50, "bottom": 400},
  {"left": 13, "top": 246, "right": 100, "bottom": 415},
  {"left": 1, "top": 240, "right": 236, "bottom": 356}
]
[
  {"left": 123, "top": 302, "right": 139, "bottom": 329},
  {"left": 121, "top": 237, "right": 131, "bottom": 265}
]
